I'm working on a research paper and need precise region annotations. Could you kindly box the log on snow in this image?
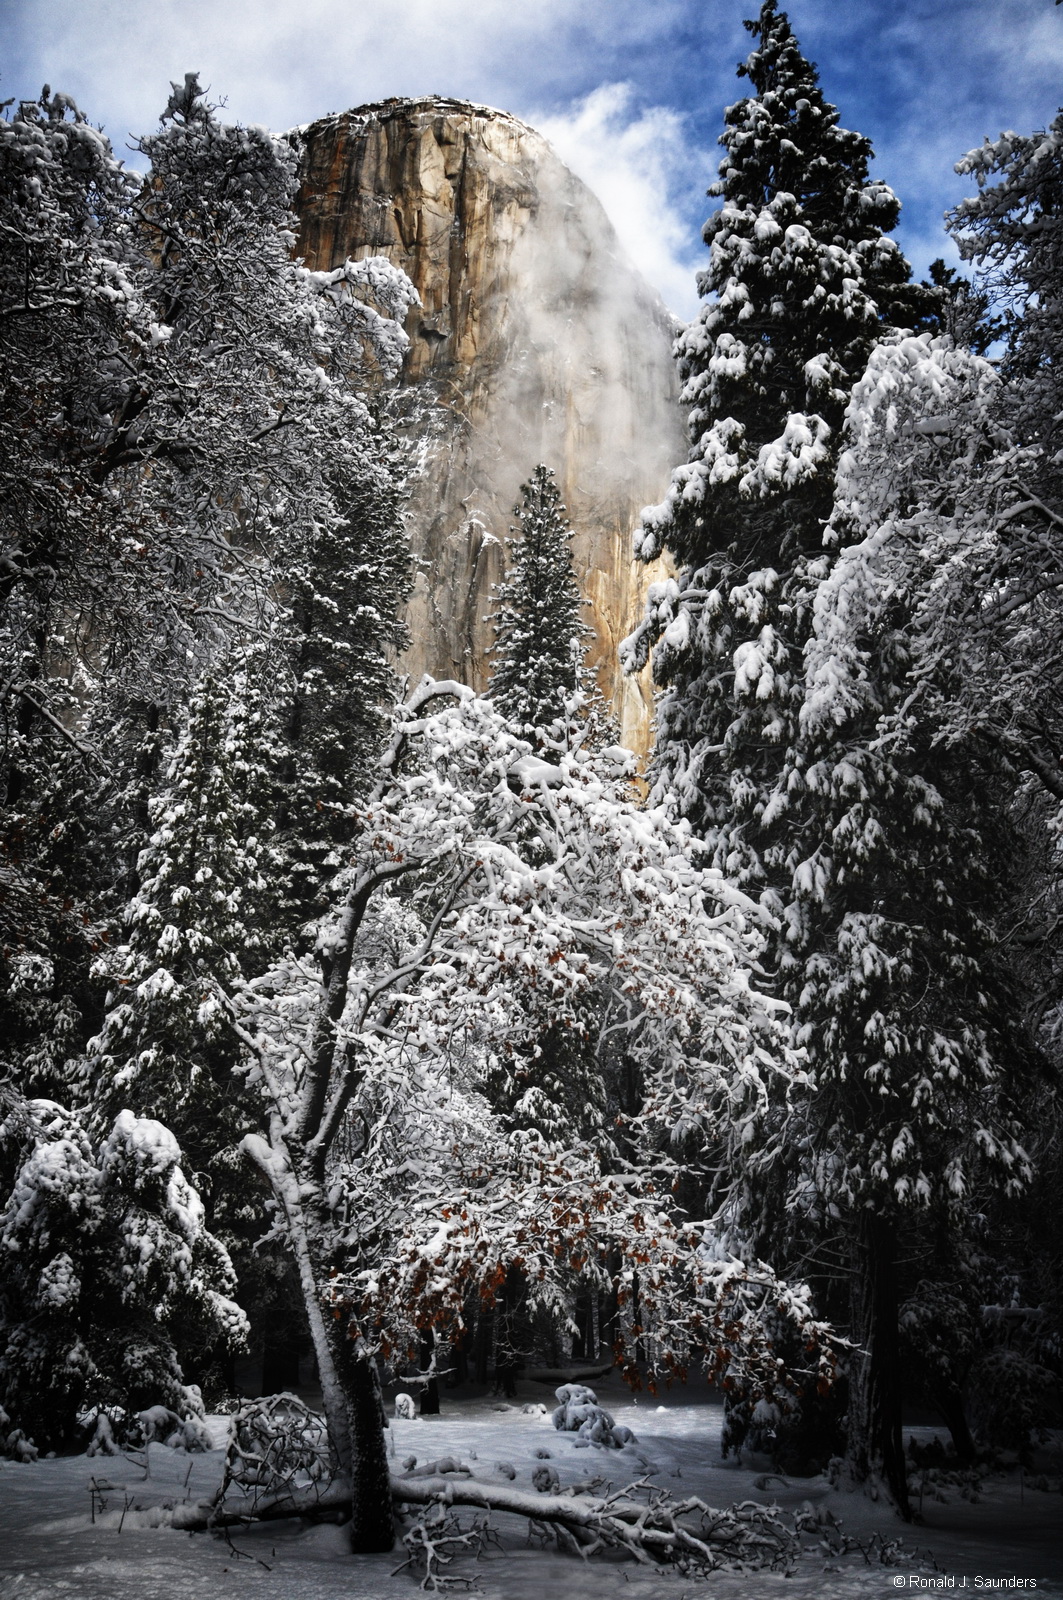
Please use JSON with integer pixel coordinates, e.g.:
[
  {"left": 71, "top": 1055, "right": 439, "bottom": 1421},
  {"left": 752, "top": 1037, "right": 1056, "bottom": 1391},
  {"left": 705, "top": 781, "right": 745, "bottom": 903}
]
[
  {"left": 170, "top": 1482, "right": 353, "bottom": 1530},
  {"left": 171, "top": 1471, "right": 794, "bottom": 1573},
  {"left": 390, "top": 1474, "right": 789, "bottom": 1568}
]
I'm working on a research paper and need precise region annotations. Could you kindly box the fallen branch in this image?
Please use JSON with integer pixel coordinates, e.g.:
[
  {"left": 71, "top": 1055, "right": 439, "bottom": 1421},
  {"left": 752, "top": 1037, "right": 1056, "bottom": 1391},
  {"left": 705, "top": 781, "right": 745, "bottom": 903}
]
[
  {"left": 171, "top": 1391, "right": 796, "bottom": 1577},
  {"left": 393, "top": 1502, "right": 500, "bottom": 1591},
  {"left": 390, "top": 1473, "right": 797, "bottom": 1574},
  {"left": 171, "top": 1481, "right": 352, "bottom": 1530},
  {"left": 171, "top": 1469, "right": 797, "bottom": 1574}
]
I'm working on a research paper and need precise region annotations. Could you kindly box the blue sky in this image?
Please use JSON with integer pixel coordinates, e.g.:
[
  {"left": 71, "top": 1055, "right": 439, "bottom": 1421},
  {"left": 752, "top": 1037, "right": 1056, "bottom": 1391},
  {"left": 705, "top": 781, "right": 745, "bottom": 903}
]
[{"left": 4, "top": 0, "right": 1062, "bottom": 317}]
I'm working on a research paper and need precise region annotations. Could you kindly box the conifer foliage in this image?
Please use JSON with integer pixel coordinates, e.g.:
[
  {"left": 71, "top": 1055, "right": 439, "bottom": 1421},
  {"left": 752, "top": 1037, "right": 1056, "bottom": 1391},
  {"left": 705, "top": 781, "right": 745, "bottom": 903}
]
[
  {"left": 624, "top": 0, "right": 929, "bottom": 865},
  {"left": 489, "top": 466, "right": 590, "bottom": 741},
  {"left": 0, "top": 77, "right": 417, "bottom": 1467},
  {"left": 486, "top": 465, "right": 618, "bottom": 1147},
  {"left": 623, "top": 1, "right": 1004, "bottom": 1515},
  {"left": 0, "top": 1094, "right": 246, "bottom": 1453},
  {"left": 6, "top": 30, "right": 1063, "bottom": 1576},
  {"left": 776, "top": 335, "right": 1036, "bottom": 1505},
  {"left": 272, "top": 468, "right": 409, "bottom": 927},
  {"left": 88, "top": 664, "right": 275, "bottom": 1173}
]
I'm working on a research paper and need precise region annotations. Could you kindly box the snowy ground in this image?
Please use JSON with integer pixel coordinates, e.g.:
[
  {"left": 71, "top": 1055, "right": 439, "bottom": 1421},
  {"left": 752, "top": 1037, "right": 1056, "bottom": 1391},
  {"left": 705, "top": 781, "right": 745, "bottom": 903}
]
[{"left": 1, "top": 1376, "right": 1060, "bottom": 1600}]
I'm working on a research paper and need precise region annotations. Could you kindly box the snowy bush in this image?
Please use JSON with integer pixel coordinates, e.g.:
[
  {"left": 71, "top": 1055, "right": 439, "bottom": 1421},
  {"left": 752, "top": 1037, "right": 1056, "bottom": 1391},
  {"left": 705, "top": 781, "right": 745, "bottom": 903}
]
[
  {"left": 551, "top": 1384, "right": 633, "bottom": 1449},
  {"left": 969, "top": 1345, "right": 1060, "bottom": 1458},
  {"left": 133, "top": 1404, "right": 212, "bottom": 1452}
]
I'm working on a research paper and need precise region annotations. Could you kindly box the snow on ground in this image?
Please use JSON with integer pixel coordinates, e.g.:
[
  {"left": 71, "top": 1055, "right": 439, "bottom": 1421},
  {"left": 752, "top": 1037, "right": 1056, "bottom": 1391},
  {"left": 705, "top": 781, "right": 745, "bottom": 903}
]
[{"left": 1, "top": 1377, "right": 1060, "bottom": 1600}]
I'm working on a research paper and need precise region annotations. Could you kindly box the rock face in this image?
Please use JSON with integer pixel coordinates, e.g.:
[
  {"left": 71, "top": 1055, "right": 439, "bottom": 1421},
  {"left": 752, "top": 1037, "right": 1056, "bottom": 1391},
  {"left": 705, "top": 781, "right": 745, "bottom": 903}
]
[{"left": 294, "top": 96, "right": 684, "bottom": 752}]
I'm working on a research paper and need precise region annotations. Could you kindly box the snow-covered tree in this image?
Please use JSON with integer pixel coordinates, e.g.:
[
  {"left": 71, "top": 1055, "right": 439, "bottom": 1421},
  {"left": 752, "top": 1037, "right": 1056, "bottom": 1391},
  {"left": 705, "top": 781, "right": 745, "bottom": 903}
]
[
  {"left": 86, "top": 662, "right": 275, "bottom": 1180},
  {"left": 487, "top": 464, "right": 621, "bottom": 1158},
  {"left": 0, "top": 1093, "right": 246, "bottom": 1452},
  {"left": 486, "top": 467, "right": 618, "bottom": 1157},
  {"left": 271, "top": 463, "right": 409, "bottom": 928},
  {"left": 952, "top": 109, "right": 1063, "bottom": 476},
  {"left": 222, "top": 677, "right": 805, "bottom": 1550},
  {"left": 0, "top": 79, "right": 416, "bottom": 1098},
  {"left": 763, "top": 333, "right": 1036, "bottom": 1504},
  {"left": 943, "top": 113, "right": 1063, "bottom": 1375},
  {"left": 940, "top": 110, "right": 1063, "bottom": 804},
  {"left": 344, "top": 1116, "right": 837, "bottom": 1414},
  {"left": 623, "top": 0, "right": 931, "bottom": 869},
  {"left": 622, "top": 2, "right": 972, "bottom": 1512},
  {"left": 489, "top": 466, "right": 593, "bottom": 745},
  {"left": 1, "top": 77, "right": 417, "bottom": 1444},
  {"left": 0, "top": 76, "right": 415, "bottom": 785},
  {"left": 0, "top": 90, "right": 152, "bottom": 1102},
  {"left": 0, "top": 89, "right": 144, "bottom": 641}
]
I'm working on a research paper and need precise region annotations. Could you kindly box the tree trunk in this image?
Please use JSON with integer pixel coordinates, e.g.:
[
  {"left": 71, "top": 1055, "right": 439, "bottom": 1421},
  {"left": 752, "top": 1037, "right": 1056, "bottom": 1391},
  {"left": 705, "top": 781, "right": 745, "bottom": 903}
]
[
  {"left": 240, "top": 1133, "right": 394, "bottom": 1549},
  {"left": 277, "top": 1186, "right": 353, "bottom": 1478},
  {"left": 448, "top": 1317, "right": 469, "bottom": 1387},
  {"left": 603, "top": 1248, "right": 621, "bottom": 1356},
  {"left": 419, "top": 1332, "right": 440, "bottom": 1416},
  {"left": 473, "top": 1304, "right": 492, "bottom": 1386},
  {"left": 847, "top": 1210, "right": 911, "bottom": 1518},
  {"left": 496, "top": 1264, "right": 525, "bottom": 1397},
  {"left": 631, "top": 1271, "right": 647, "bottom": 1366},
  {"left": 327, "top": 1326, "right": 396, "bottom": 1553}
]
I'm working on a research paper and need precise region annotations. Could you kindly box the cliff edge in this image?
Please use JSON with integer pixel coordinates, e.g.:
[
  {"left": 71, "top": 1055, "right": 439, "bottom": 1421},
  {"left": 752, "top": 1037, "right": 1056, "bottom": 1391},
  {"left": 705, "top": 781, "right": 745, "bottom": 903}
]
[{"left": 294, "top": 96, "right": 683, "bottom": 752}]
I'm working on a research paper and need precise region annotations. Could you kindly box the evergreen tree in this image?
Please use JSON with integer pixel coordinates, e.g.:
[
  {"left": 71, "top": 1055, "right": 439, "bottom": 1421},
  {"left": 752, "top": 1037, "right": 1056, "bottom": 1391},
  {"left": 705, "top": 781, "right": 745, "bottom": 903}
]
[
  {"left": 489, "top": 466, "right": 592, "bottom": 744},
  {"left": 87, "top": 663, "right": 274, "bottom": 1181},
  {"left": 772, "top": 334, "right": 1035, "bottom": 1505},
  {"left": 924, "top": 259, "right": 1004, "bottom": 355},
  {"left": 487, "top": 465, "right": 615, "bottom": 1151},
  {"left": 952, "top": 108, "right": 1063, "bottom": 480},
  {"left": 944, "top": 111, "right": 1063, "bottom": 804},
  {"left": 623, "top": 0, "right": 931, "bottom": 877},
  {"left": 273, "top": 461, "right": 409, "bottom": 929},
  {"left": 0, "top": 75, "right": 421, "bottom": 1492},
  {"left": 0, "top": 78, "right": 416, "bottom": 1119},
  {"left": 622, "top": 2, "right": 963, "bottom": 1511},
  {"left": 0, "top": 1094, "right": 246, "bottom": 1452}
]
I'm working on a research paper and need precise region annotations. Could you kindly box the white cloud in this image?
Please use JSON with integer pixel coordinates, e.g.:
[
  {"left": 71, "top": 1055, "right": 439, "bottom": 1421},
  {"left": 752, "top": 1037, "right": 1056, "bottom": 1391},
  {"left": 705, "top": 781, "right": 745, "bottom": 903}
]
[
  {"left": 532, "top": 83, "right": 708, "bottom": 320},
  {"left": 4, "top": 0, "right": 693, "bottom": 154}
]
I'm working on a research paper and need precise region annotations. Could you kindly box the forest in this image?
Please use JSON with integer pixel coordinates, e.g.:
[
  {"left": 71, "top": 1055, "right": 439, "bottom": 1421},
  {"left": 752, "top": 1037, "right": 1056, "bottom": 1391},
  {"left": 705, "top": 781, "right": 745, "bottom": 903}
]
[{"left": 1, "top": 0, "right": 1061, "bottom": 1589}]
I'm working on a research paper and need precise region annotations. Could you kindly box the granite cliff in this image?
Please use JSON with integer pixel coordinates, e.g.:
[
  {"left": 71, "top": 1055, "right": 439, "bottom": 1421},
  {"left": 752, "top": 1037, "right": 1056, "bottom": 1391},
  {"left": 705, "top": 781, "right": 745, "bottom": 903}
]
[{"left": 294, "top": 96, "right": 684, "bottom": 752}]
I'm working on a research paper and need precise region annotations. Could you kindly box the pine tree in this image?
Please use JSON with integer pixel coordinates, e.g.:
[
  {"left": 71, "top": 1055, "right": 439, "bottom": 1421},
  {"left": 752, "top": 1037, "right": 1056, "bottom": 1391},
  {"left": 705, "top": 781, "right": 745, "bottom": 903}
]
[
  {"left": 0, "top": 1094, "right": 246, "bottom": 1452},
  {"left": 944, "top": 111, "right": 1063, "bottom": 803},
  {"left": 486, "top": 465, "right": 615, "bottom": 1153},
  {"left": 489, "top": 466, "right": 593, "bottom": 745},
  {"left": 952, "top": 109, "right": 1063, "bottom": 479},
  {"left": 88, "top": 663, "right": 274, "bottom": 1180},
  {"left": 0, "top": 78, "right": 416, "bottom": 1127},
  {"left": 273, "top": 459, "right": 409, "bottom": 928},
  {"left": 623, "top": 0, "right": 932, "bottom": 880},
  {"left": 774, "top": 337, "right": 1035, "bottom": 1505},
  {"left": 622, "top": 2, "right": 959, "bottom": 1510},
  {"left": 0, "top": 76, "right": 418, "bottom": 1489}
]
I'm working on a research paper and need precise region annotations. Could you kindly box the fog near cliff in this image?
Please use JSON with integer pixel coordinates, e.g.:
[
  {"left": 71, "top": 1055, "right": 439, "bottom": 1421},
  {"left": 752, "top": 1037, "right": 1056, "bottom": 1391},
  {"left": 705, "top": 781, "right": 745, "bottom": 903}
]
[
  {"left": 530, "top": 84, "right": 706, "bottom": 320},
  {"left": 294, "top": 100, "right": 687, "bottom": 749}
]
